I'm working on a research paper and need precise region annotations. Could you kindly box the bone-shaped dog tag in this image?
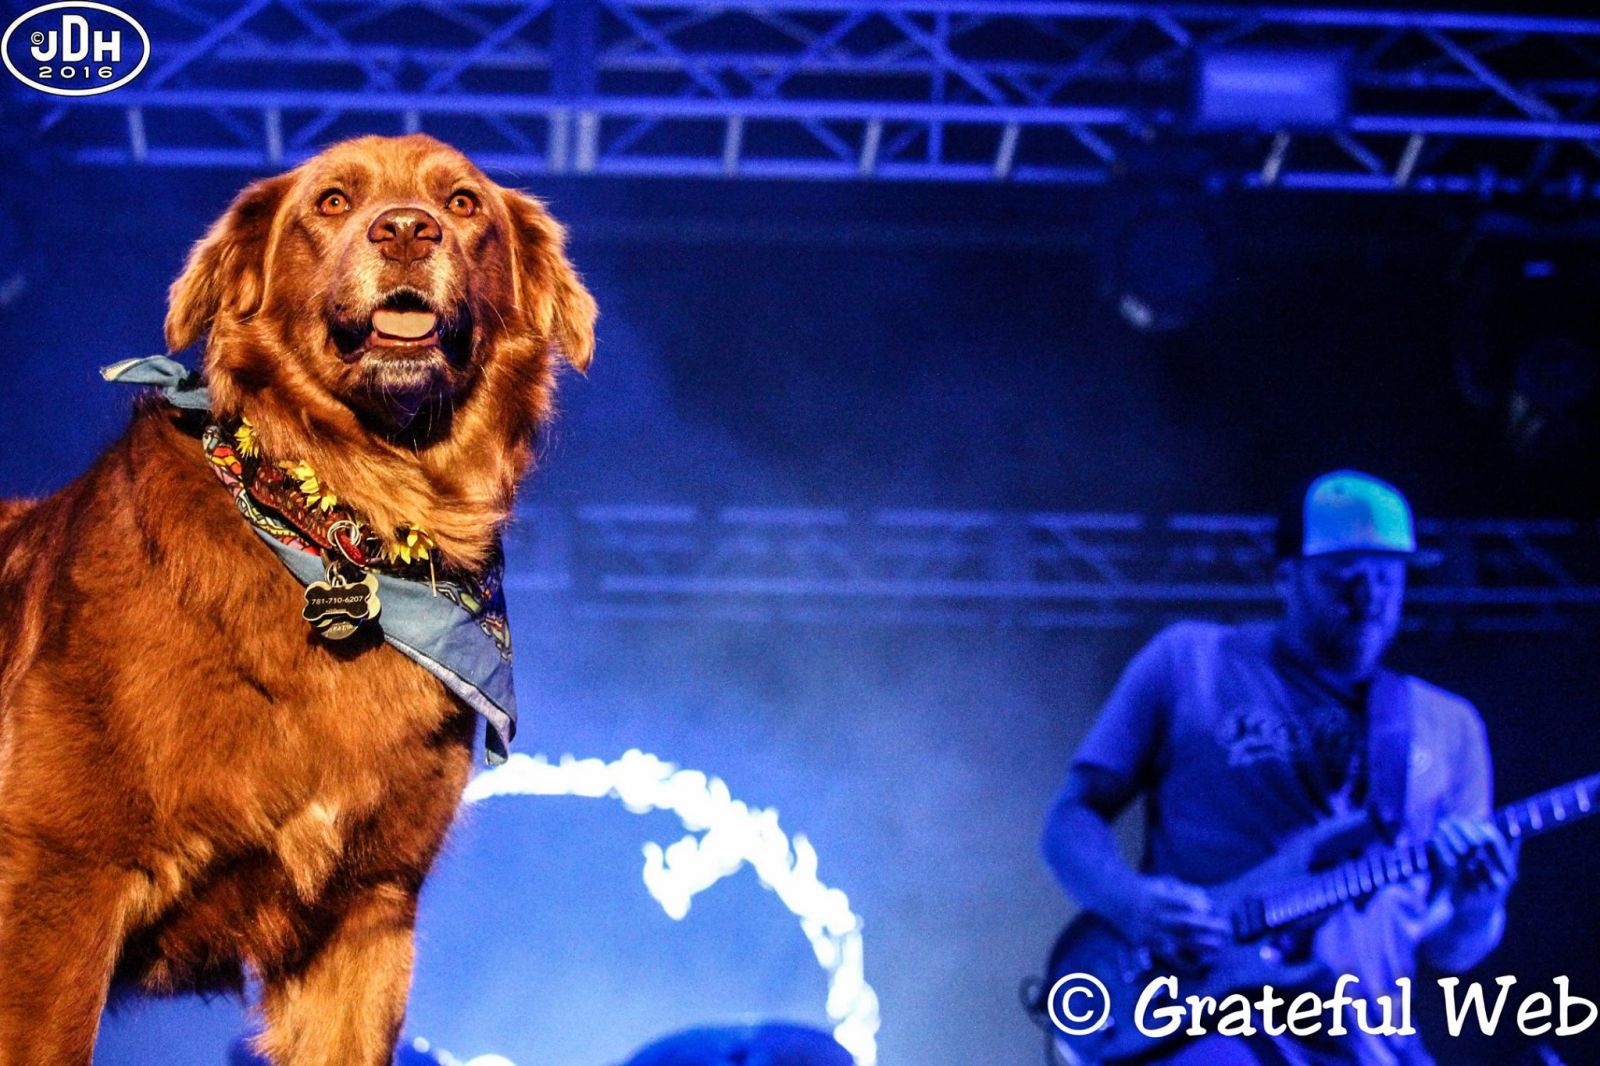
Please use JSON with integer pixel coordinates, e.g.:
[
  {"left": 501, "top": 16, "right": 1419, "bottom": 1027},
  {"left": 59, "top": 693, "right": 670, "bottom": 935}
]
[{"left": 302, "top": 560, "right": 381, "bottom": 640}]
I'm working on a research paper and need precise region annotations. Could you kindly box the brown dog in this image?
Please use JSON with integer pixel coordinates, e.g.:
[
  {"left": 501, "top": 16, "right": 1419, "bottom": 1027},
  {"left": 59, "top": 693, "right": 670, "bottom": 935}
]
[{"left": 0, "top": 134, "right": 595, "bottom": 1064}]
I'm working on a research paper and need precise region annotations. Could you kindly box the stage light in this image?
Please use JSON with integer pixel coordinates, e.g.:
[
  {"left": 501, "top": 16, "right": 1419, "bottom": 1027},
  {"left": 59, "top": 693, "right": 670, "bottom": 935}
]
[
  {"left": 464, "top": 750, "right": 881, "bottom": 1066},
  {"left": 1100, "top": 184, "right": 1231, "bottom": 335},
  {"left": 1452, "top": 216, "right": 1600, "bottom": 465},
  {"left": 1193, "top": 49, "right": 1349, "bottom": 131}
]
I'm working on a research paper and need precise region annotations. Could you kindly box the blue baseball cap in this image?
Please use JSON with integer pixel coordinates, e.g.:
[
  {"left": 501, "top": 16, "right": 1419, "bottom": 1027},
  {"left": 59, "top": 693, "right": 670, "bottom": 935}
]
[{"left": 1275, "top": 470, "right": 1417, "bottom": 559}]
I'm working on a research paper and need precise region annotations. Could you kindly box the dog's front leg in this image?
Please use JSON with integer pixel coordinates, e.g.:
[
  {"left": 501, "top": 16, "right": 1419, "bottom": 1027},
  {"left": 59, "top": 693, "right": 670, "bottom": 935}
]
[
  {"left": 0, "top": 850, "right": 130, "bottom": 1065},
  {"left": 255, "top": 881, "right": 419, "bottom": 1066}
]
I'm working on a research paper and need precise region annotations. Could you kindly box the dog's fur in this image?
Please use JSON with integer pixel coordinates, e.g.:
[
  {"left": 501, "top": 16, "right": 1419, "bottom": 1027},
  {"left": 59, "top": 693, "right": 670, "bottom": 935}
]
[{"left": 0, "top": 135, "right": 595, "bottom": 1064}]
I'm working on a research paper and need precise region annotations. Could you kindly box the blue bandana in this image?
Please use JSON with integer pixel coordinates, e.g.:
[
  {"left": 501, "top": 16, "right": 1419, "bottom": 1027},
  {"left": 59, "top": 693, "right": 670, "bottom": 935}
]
[{"left": 101, "top": 355, "right": 517, "bottom": 764}]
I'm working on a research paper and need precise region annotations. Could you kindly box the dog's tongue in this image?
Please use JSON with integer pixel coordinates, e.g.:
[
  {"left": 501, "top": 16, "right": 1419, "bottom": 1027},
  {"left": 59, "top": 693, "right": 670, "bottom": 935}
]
[{"left": 371, "top": 309, "right": 438, "bottom": 340}]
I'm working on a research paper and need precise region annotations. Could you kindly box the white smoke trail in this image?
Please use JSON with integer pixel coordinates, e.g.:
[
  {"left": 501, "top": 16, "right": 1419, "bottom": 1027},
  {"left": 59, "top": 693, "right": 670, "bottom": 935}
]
[{"left": 462, "top": 750, "right": 880, "bottom": 1066}]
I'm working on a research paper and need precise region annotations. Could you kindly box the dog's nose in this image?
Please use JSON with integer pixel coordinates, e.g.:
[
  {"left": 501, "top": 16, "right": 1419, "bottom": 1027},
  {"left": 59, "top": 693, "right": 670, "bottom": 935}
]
[{"left": 367, "top": 208, "right": 442, "bottom": 266}]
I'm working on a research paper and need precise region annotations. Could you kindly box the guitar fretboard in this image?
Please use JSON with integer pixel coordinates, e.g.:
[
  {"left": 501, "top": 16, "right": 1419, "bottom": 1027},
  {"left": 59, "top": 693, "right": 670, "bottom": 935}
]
[{"left": 1236, "top": 772, "right": 1600, "bottom": 939}]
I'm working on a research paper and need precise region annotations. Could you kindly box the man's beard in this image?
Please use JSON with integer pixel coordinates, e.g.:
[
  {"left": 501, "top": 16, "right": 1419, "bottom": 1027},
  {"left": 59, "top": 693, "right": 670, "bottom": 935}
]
[{"left": 1315, "top": 620, "right": 1391, "bottom": 676}]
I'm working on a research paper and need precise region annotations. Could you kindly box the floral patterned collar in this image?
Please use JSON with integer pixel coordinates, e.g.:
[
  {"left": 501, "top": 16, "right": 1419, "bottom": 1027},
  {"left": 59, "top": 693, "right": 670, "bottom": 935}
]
[
  {"left": 101, "top": 355, "right": 519, "bottom": 763},
  {"left": 200, "top": 419, "right": 512, "bottom": 658}
]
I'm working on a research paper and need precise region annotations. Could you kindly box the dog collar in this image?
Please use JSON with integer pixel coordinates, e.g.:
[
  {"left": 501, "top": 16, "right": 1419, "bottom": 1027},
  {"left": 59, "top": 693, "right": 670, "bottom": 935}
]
[{"left": 101, "top": 355, "right": 518, "bottom": 764}]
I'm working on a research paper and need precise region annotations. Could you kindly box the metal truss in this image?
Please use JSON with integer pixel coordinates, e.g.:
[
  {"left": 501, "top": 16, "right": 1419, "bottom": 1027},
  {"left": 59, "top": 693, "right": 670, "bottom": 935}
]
[
  {"left": 501, "top": 505, "right": 1600, "bottom": 631},
  {"left": 12, "top": 1, "right": 1600, "bottom": 197}
]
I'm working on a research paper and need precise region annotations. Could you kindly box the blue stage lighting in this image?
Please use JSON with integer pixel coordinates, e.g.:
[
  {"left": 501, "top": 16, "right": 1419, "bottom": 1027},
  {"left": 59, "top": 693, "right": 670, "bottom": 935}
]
[{"left": 1194, "top": 49, "right": 1349, "bottom": 131}]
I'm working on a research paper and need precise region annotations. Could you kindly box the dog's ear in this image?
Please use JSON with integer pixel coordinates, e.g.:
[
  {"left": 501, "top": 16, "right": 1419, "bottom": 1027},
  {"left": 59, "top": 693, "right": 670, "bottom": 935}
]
[
  {"left": 503, "top": 189, "right": 597, "bottom": 372},
  {"left": 165, "top": 174, "right": 292, "bottom": 352}
]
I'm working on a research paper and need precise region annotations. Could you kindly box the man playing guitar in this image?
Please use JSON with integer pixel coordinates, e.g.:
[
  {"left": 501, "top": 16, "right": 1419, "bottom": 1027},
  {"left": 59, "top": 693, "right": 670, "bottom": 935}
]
[{"left": 1041, "top": 471, "right": 1518, "bottom": 1065}]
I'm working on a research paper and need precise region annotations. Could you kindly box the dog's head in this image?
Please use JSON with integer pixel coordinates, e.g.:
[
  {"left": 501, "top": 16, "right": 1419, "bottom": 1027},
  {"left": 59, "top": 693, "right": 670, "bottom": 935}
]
[{"left": 166, "top": 134, "right": 594, "bottom": 440}]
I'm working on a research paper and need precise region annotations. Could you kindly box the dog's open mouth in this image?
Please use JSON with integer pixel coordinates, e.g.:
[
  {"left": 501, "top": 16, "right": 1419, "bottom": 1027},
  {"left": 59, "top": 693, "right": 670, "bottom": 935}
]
[
  {"left": 370, "top": 306, "right": 438, "bottom": 347},
  {"left": 359, "top": 290, "right": 471, "bottom": 362},
  {"left": 329, "top": 289, "right": 475, "bottom": 430},
  {"left": 332, "top": 289, "right": 472, "bottom": 368}
]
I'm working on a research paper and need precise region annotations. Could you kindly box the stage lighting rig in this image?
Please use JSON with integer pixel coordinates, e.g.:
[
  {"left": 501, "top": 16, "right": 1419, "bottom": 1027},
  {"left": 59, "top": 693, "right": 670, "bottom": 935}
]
[
  {"left": 1097, "top": 175, "right": 1235, "bottom": 335},
  {"left": 1192, "top": 49, "right": 1351, "bottom": 133},
  {"left": 1452, "top": 215, "right": 1600, "bottom": 466}
]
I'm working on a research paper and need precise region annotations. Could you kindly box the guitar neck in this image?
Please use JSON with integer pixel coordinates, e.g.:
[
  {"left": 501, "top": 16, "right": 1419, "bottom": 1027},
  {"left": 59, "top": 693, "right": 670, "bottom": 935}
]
[{"left": 1241, "top": 772, "right": 1600, "bottom": 938}]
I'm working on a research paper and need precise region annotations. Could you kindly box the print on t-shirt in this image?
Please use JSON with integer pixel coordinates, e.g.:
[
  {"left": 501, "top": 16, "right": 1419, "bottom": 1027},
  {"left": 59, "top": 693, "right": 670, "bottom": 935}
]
[{"left": 1216, "top": 696, "right": 1365, "bottom": 809}]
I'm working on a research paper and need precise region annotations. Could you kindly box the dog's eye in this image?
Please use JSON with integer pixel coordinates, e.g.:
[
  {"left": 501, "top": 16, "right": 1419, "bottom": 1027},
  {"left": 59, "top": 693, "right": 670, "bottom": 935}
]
[
  {"left": 318, "top": 191, "right": 351, "bottom": 216},
  {"left": 447, "top": 191, "right": 479, "bottom": 218}
]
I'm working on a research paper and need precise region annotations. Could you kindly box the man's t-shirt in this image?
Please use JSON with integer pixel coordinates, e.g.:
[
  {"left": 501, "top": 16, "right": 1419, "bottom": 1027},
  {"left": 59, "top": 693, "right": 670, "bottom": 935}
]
[{"left": 1068, "top": 621, "right": 1493, "bottom": 1066}]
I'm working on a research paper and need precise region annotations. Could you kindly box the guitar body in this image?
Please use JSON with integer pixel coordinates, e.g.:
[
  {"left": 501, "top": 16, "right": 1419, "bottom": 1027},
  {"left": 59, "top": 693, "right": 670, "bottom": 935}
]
[{"left": 1040, "top": 815, "right": 1370, "bottom": 1065}]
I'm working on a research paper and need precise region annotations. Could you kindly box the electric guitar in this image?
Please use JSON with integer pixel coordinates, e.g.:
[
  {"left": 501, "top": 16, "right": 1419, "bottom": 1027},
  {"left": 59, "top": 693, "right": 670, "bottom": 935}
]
[{"left": 1028, "top": 771, "right": 1600, "bottom": 1065}]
